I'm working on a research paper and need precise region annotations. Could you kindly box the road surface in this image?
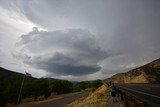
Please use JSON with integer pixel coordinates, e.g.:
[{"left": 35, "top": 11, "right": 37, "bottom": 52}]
[
  {"left": 115, "top": 84, "right": 160, "bottom": 107},
  {"left": 25, "top": 91, "right": 89, "bottom": 107}
]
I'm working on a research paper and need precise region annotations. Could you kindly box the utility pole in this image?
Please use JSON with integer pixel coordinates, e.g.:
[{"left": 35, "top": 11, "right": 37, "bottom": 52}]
[{"left": 16, "top": 74, "right": 25, "bottom": 107}]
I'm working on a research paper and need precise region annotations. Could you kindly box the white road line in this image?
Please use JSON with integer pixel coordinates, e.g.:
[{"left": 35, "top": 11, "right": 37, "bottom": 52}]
[{"left": 117, "top": 85, "right": 160, "bottom": 99}]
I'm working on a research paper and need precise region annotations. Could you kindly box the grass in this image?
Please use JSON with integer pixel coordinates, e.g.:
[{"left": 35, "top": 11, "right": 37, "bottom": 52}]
[{"left": 66, "top": 85, "right": 108, "bottom": 107}]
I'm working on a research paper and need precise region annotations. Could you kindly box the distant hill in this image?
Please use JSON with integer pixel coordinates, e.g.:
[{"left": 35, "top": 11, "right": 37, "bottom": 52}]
[
  {"left": 104, "top": 58, "right": 160, "bottom": 83},
  {"left": 0, "top": 67, "right": 70, "bottom": 84},
  {"left": 0, "top": 67, "right": 26, "bottom": 84}
]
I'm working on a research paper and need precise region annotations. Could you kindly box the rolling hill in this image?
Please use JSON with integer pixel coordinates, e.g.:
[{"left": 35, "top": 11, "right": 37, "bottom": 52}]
[
  {"left": 0, "top": 67, "right": 25, "bottom": 84},
  {"left": 104, "top": 58, "right": 160, "bottom": 83}
]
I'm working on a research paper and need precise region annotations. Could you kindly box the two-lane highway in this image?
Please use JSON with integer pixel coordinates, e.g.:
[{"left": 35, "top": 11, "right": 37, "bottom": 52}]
[
  {"left": 115, "top": 84, "right": 160, "bottom": 107},
  {"left": 24, "top": 91, "right": 89, "bottom": 107}
]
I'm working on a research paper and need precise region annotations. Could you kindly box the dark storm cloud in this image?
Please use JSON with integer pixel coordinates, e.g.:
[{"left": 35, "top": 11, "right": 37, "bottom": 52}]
[
  {"left": 30, "top": 52, "right": 101, "bottom": 76},
  {"left": 16, "top": 28, "right": 109, "bottom": 75},
  {"left": 1, "top": 0, "right": 160, "bottom": 80}
]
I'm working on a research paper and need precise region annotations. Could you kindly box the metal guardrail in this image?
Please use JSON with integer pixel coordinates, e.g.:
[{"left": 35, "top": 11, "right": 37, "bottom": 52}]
[{"left": 115, "top": 85, "right": 160, "bottom": 107}]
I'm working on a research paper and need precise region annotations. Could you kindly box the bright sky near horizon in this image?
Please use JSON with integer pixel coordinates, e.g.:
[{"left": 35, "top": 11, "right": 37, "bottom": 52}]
[{"left": 0, "top": 0, "right": 160, "bottom": 81}]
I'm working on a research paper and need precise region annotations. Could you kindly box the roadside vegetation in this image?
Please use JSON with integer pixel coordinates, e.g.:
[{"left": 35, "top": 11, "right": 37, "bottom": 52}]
[
  {"left": 0, "top": 75, "right": 102, "bottom": 107},
  {"left": 66, "top": 85, "right": 108, "bottom": 107}
]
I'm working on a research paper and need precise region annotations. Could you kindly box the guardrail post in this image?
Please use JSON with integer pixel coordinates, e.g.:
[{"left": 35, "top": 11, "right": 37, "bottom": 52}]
[
  {"left": 120, "top": 91, "right": 124, "bottom": 101},
  {"left": 124, "top": 93, "right": 129, "bottom": 107},
  {"left": 128, "top": 96, "right": 134, "bottom": 107},
  {"left": 134, "top": 101, "right": 144, "bottom": 107}
]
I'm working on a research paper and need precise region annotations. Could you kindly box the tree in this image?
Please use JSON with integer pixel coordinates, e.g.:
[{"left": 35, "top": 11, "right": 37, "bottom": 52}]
[
  {"left": 51, "top": 80, "right": 72, "bottom": 94},
  {"left": 31, "top": 78, "right": 51, "bottom": 100},
  {"left": 3, "top": 75, "right": 23, "bottom": 104},
  {"left": 91, "top": 80, "right": 103, "bottom": 88},
  {"left": 0, "top": 82, "right": 7, "bottom": 107}
]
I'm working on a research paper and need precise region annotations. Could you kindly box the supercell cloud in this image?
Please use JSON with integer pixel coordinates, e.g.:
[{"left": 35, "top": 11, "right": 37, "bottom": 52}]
[
  {"left": 15, "top": 28, "right": 108, "bottom": 76},
  {"left": 0, "top": 0, "right": 160, "bottom": 80}
]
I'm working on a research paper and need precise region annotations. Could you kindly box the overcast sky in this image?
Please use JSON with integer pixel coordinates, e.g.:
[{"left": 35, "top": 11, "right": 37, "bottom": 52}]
[{"left": 0, "top": 0, "right": 160, "bottom": 81}]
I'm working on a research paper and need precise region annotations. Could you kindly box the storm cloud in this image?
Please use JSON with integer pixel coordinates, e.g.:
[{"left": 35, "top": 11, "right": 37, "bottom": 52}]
[
  {"left": 0, "top": 0, "right": 160, "bottom": 80},
  {"left": 15, "top": 28, "right": 109, "bottom": 76}
]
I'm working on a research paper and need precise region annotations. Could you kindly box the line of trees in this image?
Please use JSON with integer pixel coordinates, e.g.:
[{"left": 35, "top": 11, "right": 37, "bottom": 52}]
[{"left": 0, "top": 75, "right": 102, "bottom": 107}]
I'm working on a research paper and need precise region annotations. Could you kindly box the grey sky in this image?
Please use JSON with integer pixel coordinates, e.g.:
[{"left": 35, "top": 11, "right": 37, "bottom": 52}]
[{"left": 0, "top": 0, "right": 160, "bottom": 81}]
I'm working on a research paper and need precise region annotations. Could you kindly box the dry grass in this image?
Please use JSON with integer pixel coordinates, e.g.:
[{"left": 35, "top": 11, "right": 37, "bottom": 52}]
[{"left": 66, "top": 85, "right": 108, "bottom": 107}]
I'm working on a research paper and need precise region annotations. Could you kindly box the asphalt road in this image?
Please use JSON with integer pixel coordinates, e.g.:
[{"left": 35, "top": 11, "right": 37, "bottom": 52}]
[
  {"left": 26, "top": 91, "right": 89, "bottom": 107},
  {"left": 115, "top": 84, "right": 160, "bottom": 107}
]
